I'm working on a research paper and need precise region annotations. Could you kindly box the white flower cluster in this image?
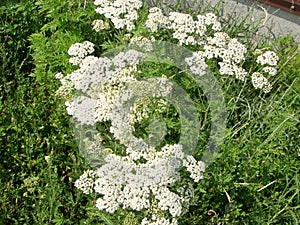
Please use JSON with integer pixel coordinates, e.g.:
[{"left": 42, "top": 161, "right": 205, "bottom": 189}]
[
  {"left": 185, "top": 51, "right": 208, "bottom": 76},
  {"left": 93, "top": 144, "right": 182, "bottom": 213},
  {"left": 204, "top": 33, "right": 248, "bottom": 81},
  {"left": 262, "top": 66, "right": 277, "bottom": 76},
  {"left": 168, "top": 12, "right": 197, "bottom": 45},
  {"left": 55, "top": 72, "right": 73, "bottom": 98},
  {"left": 59, "top": 54, "right": 131, "bottom": 116},
  {"left": 141, "top": 217, "right": 178, "bottom": 225},
  {"left": 129, "top": 36, "right": 155, "bottom": 52},
  {"left": 128, "top": 97, "right": 170, "bottom": 124},
  {"left": 206, "top": 31, "right": 230, "bottom": 47},
  {"left": 218, "top": 62, "right": 248, "bottom": 81},
  {"left": 177, "top": 183, "right": 195, "bottom": 214},
  {"left": 91, "top": 4, "right": 280, "bottom": 92},
  {"left": 251, "top": 72, "right": 272, "bottom": 93},
  {"left": 185, "top": 32, "right": 248, "bottom": 81},
  {"left": 74, "top": 170, "right": 98, "bottom": 194},
  {"left": 256, "top": 50, "right": 279, "bottom": 66},
  {"left": 145, "top": 9, "right": 221, "bottom": 45},
  {"left": 145, "top": 10, "right": 280, "bottom": 90},
  {"left": 76, "top": 143, "right": 203, "bottom": 222},
  {"left": 128, "top": 97, "right": 152, "bottom": 124},
  {"left": 145, "top": 7, "right": 169, "bottom": 32},
  {"left": 65, "top": 95, "right": 98, "bottom": 125},
  {"left": 68, "top": 41, "right": 95, "bottom": 66},
  {"left": 202, "top": 12, "right": 222, "bottom": 31},
  {"left": 94, "top": 0, "right": 143, "bottom": 30},
  {"left": 250, "top": 50, "right": 279, "bottom": 93},
  {"left": 57, "top": 44, "right": 208, "bottom": 222},
  {"left": 183, "top": 155, "right": 206, "bottom": 182},
  {"left": 256, "top": 50, "right": 279, "bottom": 77}
]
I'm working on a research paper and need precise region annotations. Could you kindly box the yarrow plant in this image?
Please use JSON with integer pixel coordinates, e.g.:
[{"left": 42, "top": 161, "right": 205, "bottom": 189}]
[
  {"left": 55, "top": 0, "right": 281, "bottom": 224},
  {"left": 58, "top": 43, "right": 204, "bottom": 222},
  {"left": 94, "top": 0, "right": 143, "bottom": 30}
]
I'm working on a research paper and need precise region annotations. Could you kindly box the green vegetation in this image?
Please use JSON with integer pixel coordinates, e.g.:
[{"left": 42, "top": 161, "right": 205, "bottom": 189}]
[{"left": 0, "top": 0, "right": 299, "bottom": 224}]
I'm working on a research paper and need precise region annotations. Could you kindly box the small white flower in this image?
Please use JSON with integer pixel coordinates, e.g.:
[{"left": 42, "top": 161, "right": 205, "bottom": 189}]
[
  {"left": 69, "top": 56, "right": 82, "bottom": 66},
  {"left": 262, "top": 66, "right": 278, "bottom": 76},
  {"left": 262, "top": 82, "right": 272, "bottom": 93},
  {"left": 96, "top": 197, "right": 119, "bottom": 213},
  {"left": 55, "top": 72, "right": 63, "bottom": 79},
  {"left": 234, "top": 66, "right": 248, "bottom": 81},
  {"left": 66, "top": 96, "right": 98, "bottom": 125},
  {"left": 219, "top": 62, "right": 248, "bottom": 81},
  {"left": 204, "top": 12, "right": 221, "bottom": 31},
  {"left": 185, "top": 51, "right": 208, "bottom": 76},
  {"left": 145, "top": 7, "right": 169, "bottom": 32},
  {"left": 141, "top": 217, "right": 178, "bottom": 225},
  {"left": 92, "top": 19, "right": 108, "bottom": 31},
  {"left": 207, "top": 32, "right": 230, "bottom": 47},
  {"left": 227, "top": 38, "right": 247, "bottom": 64},
  {"left": 94, "top": 0, "right": 143, "bottom": 30},
  {"left": 183, "top": 155, "right": 206, "bottom": 182},
  {"left": 251, "top": 72, "right": 272, "bottom": 93},
  {"left": 44, "top": 156, "right": 51, "bottom": 163},
  {"left": 67, "top": 41, "right": 94, "bottom": 58},
  {"left": 218, "top": 62, "right": 234, "bottom": 76},
  {"left": 256, "top": 51, "right": 279, "bottom": 66},
  {"left": 74, "top": 170, "right": 98, "bottom": 194},
  {"left": 129, "top": 36, "right": 155, "bottom": 52}
]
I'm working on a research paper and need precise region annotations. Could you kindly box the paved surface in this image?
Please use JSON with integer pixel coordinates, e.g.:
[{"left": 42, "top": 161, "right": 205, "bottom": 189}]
[
  {"left": 146, "top": 0, "right": 300, "bottom": 44},
  {"left": 210, "top": 0, "right": 300, "bottom": 44}
]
